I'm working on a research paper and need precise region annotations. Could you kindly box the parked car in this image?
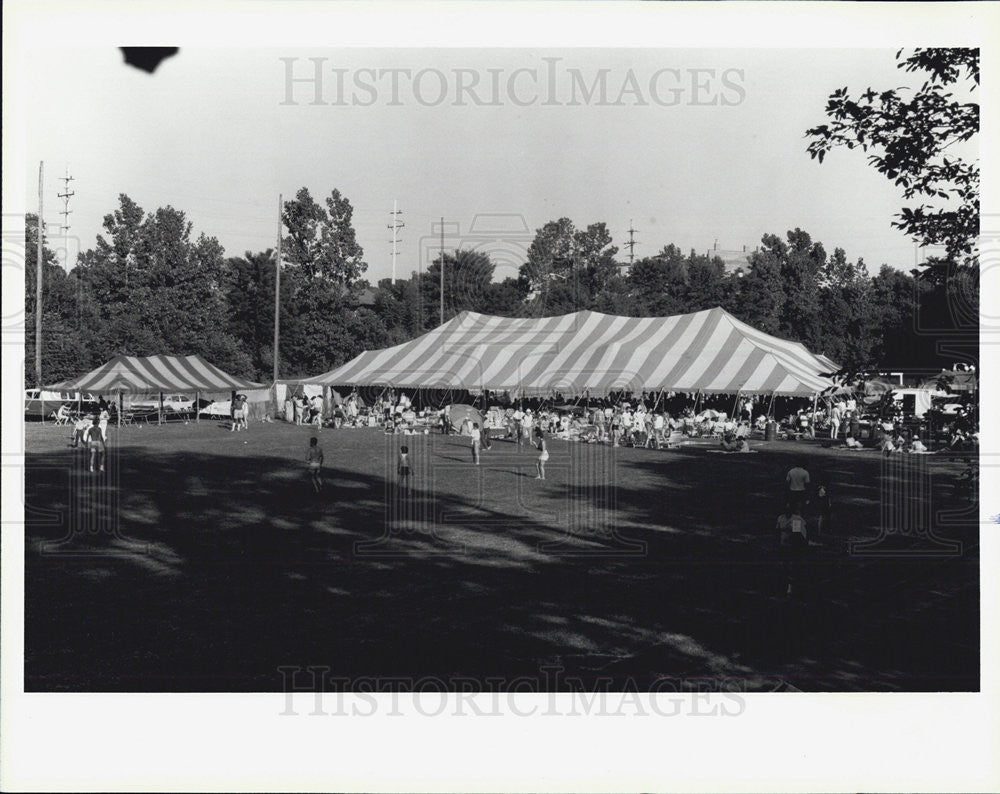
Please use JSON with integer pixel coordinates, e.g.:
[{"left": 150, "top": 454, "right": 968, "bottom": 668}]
[
  {"left": 24, "top": 389, "right": 96, "bottom": 419},
  {"left": 199, "top": 399, "right": 232, "bottom": 418},
  {"left": 128, "top": 394, "right": 195, "bottom": 413}
]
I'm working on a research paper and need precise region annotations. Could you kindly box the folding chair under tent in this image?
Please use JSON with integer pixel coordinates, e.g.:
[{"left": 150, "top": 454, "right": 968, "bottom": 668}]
[{"left": 49, "top": 354, "right": 264, "bottom": 427}]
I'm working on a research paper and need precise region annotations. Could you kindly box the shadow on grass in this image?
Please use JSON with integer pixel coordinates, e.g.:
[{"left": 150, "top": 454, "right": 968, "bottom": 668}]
[{"left": 23, "top": 434, "right": 979, "bottom": 693}]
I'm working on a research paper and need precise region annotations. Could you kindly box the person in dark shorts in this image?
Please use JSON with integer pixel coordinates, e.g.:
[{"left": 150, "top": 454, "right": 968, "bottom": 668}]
[
  {"left": 785, "top": 462, "right": 810, "bottom": 514},
  {"left": 86, "top": 415, "right": 106, "bottom": 473},
  {"left": 397, "top": 445, "right": 411, "bottom": 493},
  {"left": 306, "top": 436, "right": 324, "bottom": 492},
  {"left": 815, "top": 482, "right": 831, "bottom": 535}
]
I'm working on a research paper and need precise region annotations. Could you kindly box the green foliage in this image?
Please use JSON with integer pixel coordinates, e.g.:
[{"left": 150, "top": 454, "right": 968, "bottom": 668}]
[
  {"left": 281, "top": 187, "right": 367, "bottom": 285},
  {"left": 519, "top": 217, "right": 620, "bottom": 315},
  {"left": 30, "top": 189, "right": 964, "bottom": 388},
  {"left": 806, "top": 48, "right": 979, "bottom": 268}
]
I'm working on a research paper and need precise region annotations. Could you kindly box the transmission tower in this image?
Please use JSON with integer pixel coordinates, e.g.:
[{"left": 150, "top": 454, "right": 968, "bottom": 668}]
[
  {"left": 387, "top": 200, "right": 405, "bottom": 283},
  {"left": 57, "top": 166, "right": 75, "bottom": 269},
  {"left": 623, "top": 220, "right": 639, "bottom": 266}
]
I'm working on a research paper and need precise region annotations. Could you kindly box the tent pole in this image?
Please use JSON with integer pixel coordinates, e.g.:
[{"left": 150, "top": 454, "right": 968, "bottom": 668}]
[
  {"left": 196, "top": 390, "right": 200, "bottom": 423},
  {"left": 811, "top": 392, "right": 818, "bottom": 438},
  {"left": 118, "top": 392, "right": 122, "bottom": 428},
  {"left": 159, "top": 391, "right": 163, "bottom": 426}
]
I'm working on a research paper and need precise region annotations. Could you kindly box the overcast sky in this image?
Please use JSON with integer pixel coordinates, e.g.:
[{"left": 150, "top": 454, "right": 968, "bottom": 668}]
[{"left": 23, "top": 46, "right": 968, "bottom": 282}]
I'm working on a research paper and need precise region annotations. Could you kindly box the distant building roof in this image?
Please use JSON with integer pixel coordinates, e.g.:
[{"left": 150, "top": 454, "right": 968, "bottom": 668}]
[{"left": 710, "top": 248, "right": 753, "bottom": 275}]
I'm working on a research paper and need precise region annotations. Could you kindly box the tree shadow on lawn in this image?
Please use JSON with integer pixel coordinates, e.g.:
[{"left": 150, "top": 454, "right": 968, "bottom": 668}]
[
  {"left": 567, "top": 441, "right": 980, "bottom": 691},
  {"left": 23, "top": 437, "right": 979, "bottom": 693}
]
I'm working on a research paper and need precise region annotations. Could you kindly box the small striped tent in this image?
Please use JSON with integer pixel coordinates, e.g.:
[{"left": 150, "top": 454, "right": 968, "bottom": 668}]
[
  {"left": 50, "top": 354, "right": 262, "bottom": 394},
  {"left": 302, "top": 307, "right": 837, "bottom": 397}
]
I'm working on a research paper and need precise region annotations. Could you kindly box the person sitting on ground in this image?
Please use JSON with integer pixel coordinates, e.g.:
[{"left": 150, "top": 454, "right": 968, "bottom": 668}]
[
  {"left": 947, "top": 426, "right": 968, "bottom": 452},
  {"left": 909, "top": 432, "right": 928, "bottom": 453},
  {"left": 954, "top": 464, "right": 977, "bottom": 499},
  {"left": 797, "top": 409, "right": 811, "bottom": 438},
  {"left": 844, "top": 434, "right": 862, "bottom": 449}
]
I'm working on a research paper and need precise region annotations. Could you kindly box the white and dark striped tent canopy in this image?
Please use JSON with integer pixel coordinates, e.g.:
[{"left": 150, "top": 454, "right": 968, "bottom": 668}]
[
  {"left": 302, "top": 307, "right": 838, "bottom": 397},
  {"left": 50, "top": 354, "right": 262, "bottom": 394}
]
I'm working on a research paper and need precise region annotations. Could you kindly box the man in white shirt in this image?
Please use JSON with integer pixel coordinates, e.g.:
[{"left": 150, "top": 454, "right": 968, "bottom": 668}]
[{"left": 785, "top": 463, "right": 810, "bottom": 514}]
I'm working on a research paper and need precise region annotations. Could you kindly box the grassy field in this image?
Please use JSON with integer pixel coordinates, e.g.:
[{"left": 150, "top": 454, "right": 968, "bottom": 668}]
[{"left": 23, "top": 419, "right": 979, "bottom": 692}]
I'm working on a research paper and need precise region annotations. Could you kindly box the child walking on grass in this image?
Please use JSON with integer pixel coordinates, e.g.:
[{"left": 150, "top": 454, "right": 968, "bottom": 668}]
[
  {"left": 534, "top": 427, "right": 548, "bottom": 480},
  {"left": 86, "top": 415, "right": 106, "bottom": 473},
  {"left": 471, "top": 422, "right": 482, "bottom": 465},
  {"left": 306, "top": 436, "right": 324, "bottom": 492},
  {"left": 398, "top": 445, "right": 411, "bottom": 494}
]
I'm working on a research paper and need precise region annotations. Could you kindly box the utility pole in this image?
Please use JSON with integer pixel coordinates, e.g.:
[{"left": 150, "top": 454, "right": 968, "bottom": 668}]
[
  {"left": 439, "top": 216, "right": 445, "bottom": 326},
  {"left": 35, "top": 162, "right": 44, "bottom": 389},
  {"left": 387, "top": 200, "right": 404, "bottom": 284},
  {"left": 624, "top": 220, "right": 638, "bottom": 267},
  {"left": 57, "top": 166, "right": 75, "bottom": 271},
  {"left": 274, "top": 193, "right": 282, "bottom": 384}
]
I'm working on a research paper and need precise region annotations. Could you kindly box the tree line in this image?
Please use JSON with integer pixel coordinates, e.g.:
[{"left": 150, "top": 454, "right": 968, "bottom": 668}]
[
  {"left": 25, "top": 49, "right": 978, "bottom": 386},
  {"left": 24, "top": 193, "right": 973, "bottom": 386}
]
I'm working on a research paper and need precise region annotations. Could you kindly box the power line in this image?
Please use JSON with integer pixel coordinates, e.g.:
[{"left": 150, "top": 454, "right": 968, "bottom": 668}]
[{"left": 387, "top": 200, "right": 404, "bottom": 284}]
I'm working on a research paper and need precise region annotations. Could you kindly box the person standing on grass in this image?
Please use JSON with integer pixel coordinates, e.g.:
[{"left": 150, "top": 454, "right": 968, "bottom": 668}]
[
  {"left": 72, "top": 414, "right": 91, "bottom": 448},
  {"left": 815, "top": 482, "right": 831, "bottom": 535},
  {"left": 785, "top": 461, "right": 810, "bottom": 515},
  {"left": 98, "top": 405, "right": 110, "bottom": 443},
  {"left": 786, "top": 507, "right": 808, "bottom": 597},
  {"left": 830, "top": 401, "right": 842, "bottom": 440},
  {"left": 534, "top": 427, "right": 548, "bottom": 480},
  {"left": 231, "top": 395, "right": 245, "bottom": 432},
  {"left": 86, "top": 415, "right": 106, "bottom": 473},
  {"left": 471, "top": 422, "right": 482, "bottom": 465},
  {"left": 397, "top": 444, "right": 411, "bottom": 494},
  {"left": 522, "top": 410, "right": 533, "bottom": 448},
  {"left": 776, "top": 505, "right": 794, "bottom": 594},
  {"left": 238, "top": 394, "right": 250, "bottom": 431},
  {"left": 306, "top": 436, "right": 324, "bottom": 492}
]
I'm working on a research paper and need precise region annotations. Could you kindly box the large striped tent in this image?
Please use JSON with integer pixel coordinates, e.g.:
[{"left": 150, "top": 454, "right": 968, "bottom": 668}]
[
  {"left": 302, "top": 307, "right": 837, "bottom": 397},
  {"left": 50, "top": 354, "right": 262, "bottom": 393}
]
